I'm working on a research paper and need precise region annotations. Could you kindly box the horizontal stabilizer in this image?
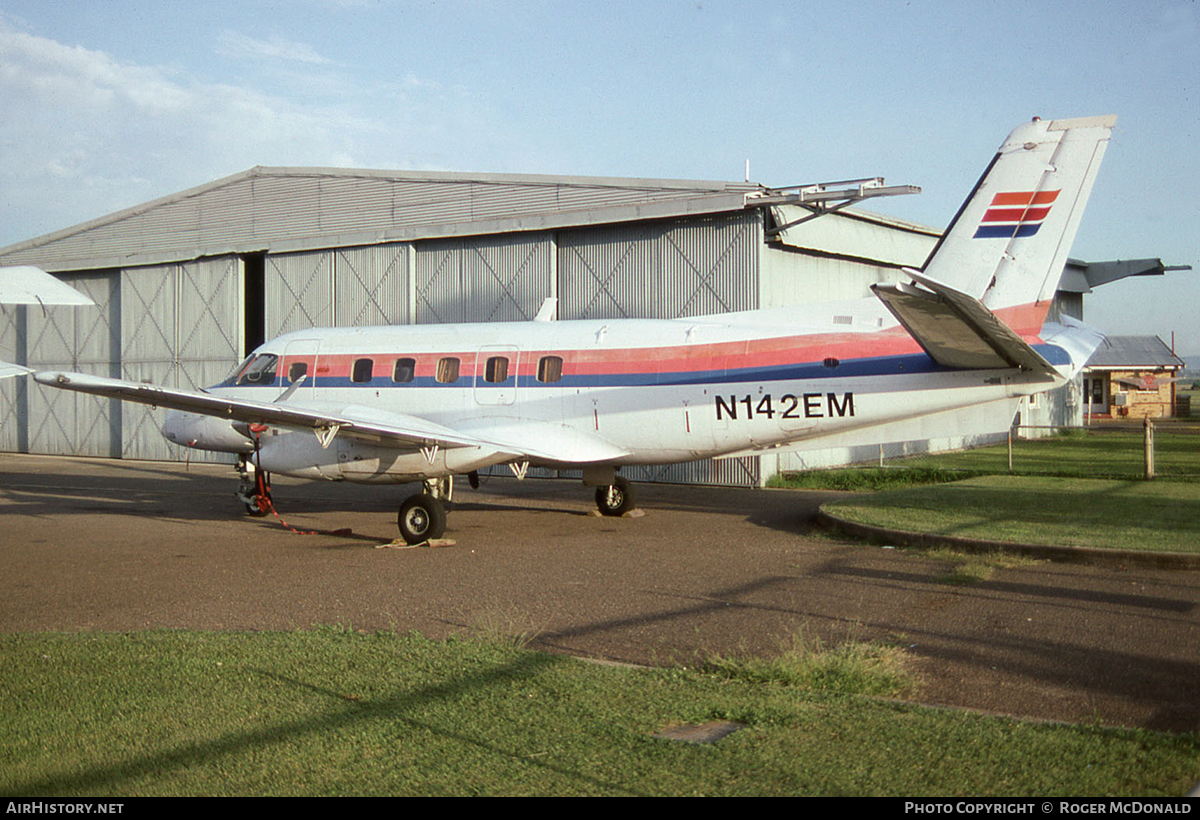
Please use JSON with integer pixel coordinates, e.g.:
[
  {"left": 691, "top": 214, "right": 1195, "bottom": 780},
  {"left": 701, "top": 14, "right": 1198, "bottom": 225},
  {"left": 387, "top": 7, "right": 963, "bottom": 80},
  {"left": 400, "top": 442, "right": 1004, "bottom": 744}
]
[{"left": 872, "top": 270, "right": 1057, "bottom": 376}]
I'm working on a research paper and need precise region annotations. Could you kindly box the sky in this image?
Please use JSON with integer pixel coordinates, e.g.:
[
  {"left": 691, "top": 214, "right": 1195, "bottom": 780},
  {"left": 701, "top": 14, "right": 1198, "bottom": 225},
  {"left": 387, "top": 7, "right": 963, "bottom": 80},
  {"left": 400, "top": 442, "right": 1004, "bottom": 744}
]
[{"left": 1, "top": 0, "right": 1197, "bottom": 351}]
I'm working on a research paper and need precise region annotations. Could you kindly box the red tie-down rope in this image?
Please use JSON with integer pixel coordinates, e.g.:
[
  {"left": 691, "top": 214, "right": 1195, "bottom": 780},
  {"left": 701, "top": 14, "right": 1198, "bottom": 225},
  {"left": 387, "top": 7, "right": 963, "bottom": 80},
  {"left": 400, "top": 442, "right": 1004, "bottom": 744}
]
[{"left": 248, "top": 424, "right": 322, "bottom": 536}]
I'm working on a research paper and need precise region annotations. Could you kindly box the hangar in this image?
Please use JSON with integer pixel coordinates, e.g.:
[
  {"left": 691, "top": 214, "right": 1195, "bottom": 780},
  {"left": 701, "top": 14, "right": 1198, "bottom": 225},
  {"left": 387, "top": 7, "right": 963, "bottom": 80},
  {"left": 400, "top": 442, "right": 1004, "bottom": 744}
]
[{"left": 0, "top": 166, "right": 1177, "bottom": 485}]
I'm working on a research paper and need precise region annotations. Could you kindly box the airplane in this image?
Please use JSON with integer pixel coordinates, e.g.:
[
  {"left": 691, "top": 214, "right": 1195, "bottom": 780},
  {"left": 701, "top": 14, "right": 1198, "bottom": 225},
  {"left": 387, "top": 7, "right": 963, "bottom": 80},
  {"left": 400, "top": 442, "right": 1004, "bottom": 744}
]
[
  {"left": 1, "top": 266, "right": 94, "bottom": 378},
  {"left": 34, "top": 115, "right": 1115, "bottom": 544}
]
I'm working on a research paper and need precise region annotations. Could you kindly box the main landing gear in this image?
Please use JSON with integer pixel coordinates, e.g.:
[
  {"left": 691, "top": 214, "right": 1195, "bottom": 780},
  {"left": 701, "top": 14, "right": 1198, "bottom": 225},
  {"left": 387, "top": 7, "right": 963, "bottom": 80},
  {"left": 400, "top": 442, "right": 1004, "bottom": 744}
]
[
  {"left": 396, "top": 476, "right": 453, "bottom": 545},
  {"left": 595, "top": 475, "right": 634, "bottom": 517},
  {"left": 392, "top": 472, "right": 636, "bottom": 544}
]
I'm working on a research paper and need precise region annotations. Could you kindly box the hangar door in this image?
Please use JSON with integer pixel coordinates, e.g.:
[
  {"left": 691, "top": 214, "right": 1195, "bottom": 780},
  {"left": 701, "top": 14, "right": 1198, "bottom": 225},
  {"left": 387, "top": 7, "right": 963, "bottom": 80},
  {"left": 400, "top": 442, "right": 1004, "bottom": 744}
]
[
  {"left": 17, "top": 272, "right": 120, "bottom": 457},
  {"left": 265, "top": 244, "right": 409, "bottom": 338},
  {"left": 120, "top": 258, "right": 243, "bottom": 461},
  {"left": 0, "top": 302, "right": 21, "bottom": 452},
  {"left": 415, "top": 233, "right": 552, "bottom": 324},
  {"left": 557, "top": 213, "right": 758, "bottom": 320}
]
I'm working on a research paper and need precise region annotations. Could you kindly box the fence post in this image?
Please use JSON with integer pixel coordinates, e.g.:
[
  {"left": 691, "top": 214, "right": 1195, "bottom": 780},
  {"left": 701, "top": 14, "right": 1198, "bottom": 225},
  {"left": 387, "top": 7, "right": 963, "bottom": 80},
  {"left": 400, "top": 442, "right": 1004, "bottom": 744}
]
[
  {"left": 1007, "top": 430, "right": 1013, "bottom": 473},
  {"left": 1144, "top": 417, "right": 1155, "bottom": 479}
]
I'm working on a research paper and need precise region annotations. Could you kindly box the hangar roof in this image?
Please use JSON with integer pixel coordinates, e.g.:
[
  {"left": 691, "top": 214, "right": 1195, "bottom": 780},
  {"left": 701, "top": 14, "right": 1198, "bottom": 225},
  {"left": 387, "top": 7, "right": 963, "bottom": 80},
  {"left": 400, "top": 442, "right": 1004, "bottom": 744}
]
[{"left": 0, "top": 167, "right": 769, "bottom": 272}]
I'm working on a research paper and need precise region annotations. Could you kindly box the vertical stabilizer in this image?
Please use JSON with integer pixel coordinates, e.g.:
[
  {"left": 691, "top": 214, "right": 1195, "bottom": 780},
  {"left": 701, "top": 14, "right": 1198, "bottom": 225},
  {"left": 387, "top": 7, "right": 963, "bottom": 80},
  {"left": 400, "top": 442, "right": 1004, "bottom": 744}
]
[{"left": 921, "top": 116, "right": 1115, "bottom": 334}]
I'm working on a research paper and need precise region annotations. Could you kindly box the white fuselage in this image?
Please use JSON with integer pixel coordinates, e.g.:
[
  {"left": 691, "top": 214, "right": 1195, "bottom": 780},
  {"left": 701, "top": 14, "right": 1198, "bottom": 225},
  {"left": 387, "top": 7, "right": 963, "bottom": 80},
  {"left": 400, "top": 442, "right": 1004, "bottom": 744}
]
[{"left": 168, "top": 302, "right": 1069, "bottom": 483}]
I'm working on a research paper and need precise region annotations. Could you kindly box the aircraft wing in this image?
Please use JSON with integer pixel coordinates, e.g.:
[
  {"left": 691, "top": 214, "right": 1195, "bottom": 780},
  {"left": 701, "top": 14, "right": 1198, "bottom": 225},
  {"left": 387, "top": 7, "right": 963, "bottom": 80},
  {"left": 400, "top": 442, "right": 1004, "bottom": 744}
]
[
  {"left": 1, "top": 361, "right": 33, "bottom": 380},
  {"left": 33, "top": 371, "right": 505, "bottom": 452},
  {"left": 871, "top": 270, "right": 1058, "bottom": 376},
  {"left": 0, "top": 266, "right": 94, "bottom": 306},
  {"left": 32, "top": 370, "right": 629, "bottom": 464}
]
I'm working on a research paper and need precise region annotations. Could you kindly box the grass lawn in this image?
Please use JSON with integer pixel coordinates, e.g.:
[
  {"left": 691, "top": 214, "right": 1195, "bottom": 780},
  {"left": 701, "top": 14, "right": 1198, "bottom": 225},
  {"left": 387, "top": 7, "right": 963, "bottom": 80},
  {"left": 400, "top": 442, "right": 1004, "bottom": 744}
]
[
  {"left": 772, "top": 427, "right": 1200, "bottom": 491},
  {"left": 2, "top": 629, "right": 1197, "bottom": 797},
  {"left": 822, "top": 475, "right": 1200, "bottom": 552}
]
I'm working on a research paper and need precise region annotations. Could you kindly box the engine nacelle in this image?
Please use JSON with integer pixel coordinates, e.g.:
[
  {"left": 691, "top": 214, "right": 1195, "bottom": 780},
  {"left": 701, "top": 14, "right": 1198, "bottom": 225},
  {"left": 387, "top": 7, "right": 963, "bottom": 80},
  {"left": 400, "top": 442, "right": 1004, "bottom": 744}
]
[
  {"left": 162, "top": 411, "right": 256, "bottom": 453},
  {"left": 251, "top": 428, "right": 507, "bottom": 483}
]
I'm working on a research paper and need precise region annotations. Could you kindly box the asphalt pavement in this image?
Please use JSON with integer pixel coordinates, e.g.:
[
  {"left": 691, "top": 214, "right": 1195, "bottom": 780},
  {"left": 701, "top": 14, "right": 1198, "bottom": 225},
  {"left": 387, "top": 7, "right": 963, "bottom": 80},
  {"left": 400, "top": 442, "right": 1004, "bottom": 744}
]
[{"left": 2, "top": 452, "right": 1198, "bottom": 733}]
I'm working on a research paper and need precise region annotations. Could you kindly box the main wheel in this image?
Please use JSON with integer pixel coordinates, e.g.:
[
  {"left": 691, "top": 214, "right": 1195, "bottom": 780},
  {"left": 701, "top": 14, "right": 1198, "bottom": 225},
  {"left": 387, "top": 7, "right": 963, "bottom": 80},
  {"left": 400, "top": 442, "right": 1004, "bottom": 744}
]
[
  {"left": 397, "top": 493, "right": 447, "bottom": 544},
  {"left": 595, "top": 476, "right": 634, "bottom": 517}
]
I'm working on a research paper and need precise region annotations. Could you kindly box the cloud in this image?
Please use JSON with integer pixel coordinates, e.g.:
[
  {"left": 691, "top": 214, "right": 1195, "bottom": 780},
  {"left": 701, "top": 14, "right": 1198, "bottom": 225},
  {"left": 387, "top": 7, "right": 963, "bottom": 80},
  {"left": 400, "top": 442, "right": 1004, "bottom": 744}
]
[
  {"left": 0, "top": 17, "right": 479, "bottom": 244},
  {"left": 216, "top": 30, "right": 337, "bottom": 65}
]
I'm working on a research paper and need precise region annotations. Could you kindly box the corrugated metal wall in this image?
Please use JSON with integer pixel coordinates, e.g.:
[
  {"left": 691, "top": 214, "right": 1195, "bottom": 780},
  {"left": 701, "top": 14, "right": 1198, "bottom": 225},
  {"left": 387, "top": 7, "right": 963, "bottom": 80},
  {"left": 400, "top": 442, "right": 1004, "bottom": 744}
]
[
  {"left": 23, "top": 273, "right": 120, "bottom": 457},
  {"left": 266, "top": 245, "right": 408, "bottom": 336},
  {"left": 119, "top": 258, "right": 243, "bottom": 461},
  {"left": 265, "top": 250, "right": 335, "bottom": 336},
  {"left": 558, "top": 214, "right": 758, "bottom": 320},
  {"left": 414, "top": 233, "right": 552, "bottom": 324},
  {"left": 334, "top": 245, "right": 409, "bottom": 327},
  {"left": 0, "top": 304, "right": 21, "bottom": 452}
]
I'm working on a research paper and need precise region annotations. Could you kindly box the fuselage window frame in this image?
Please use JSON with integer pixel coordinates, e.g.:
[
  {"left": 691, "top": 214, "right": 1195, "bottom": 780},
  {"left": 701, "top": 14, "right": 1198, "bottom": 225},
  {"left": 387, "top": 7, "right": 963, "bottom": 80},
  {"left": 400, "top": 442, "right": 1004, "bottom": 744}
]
[
  {"left": 351, "top": 357, "right": 374, "bottom": 384},
  {"left": 392, "top": 357, "right": 416, "bottom": 384},
  {"left": 537, "top": 355, "right": 563, "bottom": 384},
  {"left": 484, "top": 356, "right": 510, "bottom": 384},
  {"left": 436, "top": 357, "right": 460, "bottom": 384}
]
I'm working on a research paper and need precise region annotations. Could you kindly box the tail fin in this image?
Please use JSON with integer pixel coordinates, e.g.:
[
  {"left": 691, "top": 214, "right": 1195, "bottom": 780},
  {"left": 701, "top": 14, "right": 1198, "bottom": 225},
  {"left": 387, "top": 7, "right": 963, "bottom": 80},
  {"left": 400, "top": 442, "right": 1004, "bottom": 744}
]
[{"left": 921, "top": 115, "right": 1115, "bottom": 334}]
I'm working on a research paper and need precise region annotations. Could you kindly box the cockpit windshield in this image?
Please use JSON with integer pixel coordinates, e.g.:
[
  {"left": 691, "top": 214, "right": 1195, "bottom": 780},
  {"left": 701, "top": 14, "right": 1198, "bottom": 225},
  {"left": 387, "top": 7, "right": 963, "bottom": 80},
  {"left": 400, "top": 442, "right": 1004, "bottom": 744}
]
[{"left": 234, "top": 353, "right": 279, "bottom": 386}]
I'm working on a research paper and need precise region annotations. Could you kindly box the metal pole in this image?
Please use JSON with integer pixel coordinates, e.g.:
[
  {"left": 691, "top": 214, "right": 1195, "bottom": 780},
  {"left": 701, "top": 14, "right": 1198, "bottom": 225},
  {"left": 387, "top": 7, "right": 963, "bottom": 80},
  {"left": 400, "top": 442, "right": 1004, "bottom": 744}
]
[{"left": 1007, "top": 430, "right": 1013, "bottom": 473}]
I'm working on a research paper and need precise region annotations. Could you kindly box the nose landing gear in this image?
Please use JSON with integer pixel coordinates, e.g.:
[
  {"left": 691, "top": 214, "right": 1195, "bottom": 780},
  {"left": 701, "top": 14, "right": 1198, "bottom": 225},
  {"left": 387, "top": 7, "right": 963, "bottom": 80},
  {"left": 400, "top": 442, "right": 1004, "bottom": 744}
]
[{"left": 236, "top": 455, "right": 272, "bottom": 516}]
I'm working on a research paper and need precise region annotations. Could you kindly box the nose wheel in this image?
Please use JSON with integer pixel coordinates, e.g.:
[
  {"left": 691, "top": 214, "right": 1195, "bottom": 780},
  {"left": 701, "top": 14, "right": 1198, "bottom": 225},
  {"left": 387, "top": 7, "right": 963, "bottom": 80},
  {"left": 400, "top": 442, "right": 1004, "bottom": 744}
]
[{"left": 237, "top": 456, "right": 272, "bottom": 516}]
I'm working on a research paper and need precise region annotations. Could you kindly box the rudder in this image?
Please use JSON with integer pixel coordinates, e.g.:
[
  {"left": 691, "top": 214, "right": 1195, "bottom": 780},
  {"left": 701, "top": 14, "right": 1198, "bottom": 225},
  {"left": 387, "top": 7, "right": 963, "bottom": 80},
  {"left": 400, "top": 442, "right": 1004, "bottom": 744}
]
[{"left": 921, "top": 115, "right": 1116, "bottom": 335}]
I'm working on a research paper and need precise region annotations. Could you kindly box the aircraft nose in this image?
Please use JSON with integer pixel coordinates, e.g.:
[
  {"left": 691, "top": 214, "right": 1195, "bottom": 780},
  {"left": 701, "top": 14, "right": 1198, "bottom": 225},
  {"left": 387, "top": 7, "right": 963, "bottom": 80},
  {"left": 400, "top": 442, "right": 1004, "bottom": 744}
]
[{"left": 162, "top": 410, "right": 256, "bottom": 453}]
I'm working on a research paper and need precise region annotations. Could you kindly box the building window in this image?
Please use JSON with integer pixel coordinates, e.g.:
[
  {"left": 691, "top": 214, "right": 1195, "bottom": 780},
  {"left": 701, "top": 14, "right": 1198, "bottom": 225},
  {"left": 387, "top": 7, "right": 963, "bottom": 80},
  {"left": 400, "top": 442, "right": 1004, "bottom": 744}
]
[
  {"left": 537, "top": 355, "right": 563, "bottom": 383},
  {"left": 436, "top": 357, "right": 460, "bottom": 383},
  {"left": 352, "top": 358, "right": 374, "bottom": 383},
  {"left": 393, "top": 357, "right": 415, "bottom": 383},
  {"left": 485, "top": 356, "right": 509, "bottom": 383}
]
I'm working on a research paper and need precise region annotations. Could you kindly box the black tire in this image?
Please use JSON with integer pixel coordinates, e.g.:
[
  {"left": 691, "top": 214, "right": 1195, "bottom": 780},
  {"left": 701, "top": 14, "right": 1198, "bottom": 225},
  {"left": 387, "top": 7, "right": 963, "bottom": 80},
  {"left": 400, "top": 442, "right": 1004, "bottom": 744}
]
[
  {"left": 398, "top": 493, "right": 447, "bottom": 544},
  {"left": 244, "top": 497, "right": 270, "bottom": 517},
  {"left": 595, "top": 476, "right": 634, "bottom": 517}
]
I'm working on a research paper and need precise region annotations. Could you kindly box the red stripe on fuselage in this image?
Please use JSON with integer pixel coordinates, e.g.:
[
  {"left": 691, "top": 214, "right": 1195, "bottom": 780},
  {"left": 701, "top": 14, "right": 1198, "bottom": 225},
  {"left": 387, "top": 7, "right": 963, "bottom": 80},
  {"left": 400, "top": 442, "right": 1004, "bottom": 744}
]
[{"left": 269, "top": 304, "right": 1050, "bottom": 382}]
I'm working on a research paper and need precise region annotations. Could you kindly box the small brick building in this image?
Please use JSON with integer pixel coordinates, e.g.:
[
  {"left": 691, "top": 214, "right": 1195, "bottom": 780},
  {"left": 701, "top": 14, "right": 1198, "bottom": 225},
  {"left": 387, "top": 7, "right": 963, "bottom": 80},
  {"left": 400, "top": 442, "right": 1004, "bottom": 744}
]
[{"left": 1082, "top": 336, "right": 1185, "bottom": 419}]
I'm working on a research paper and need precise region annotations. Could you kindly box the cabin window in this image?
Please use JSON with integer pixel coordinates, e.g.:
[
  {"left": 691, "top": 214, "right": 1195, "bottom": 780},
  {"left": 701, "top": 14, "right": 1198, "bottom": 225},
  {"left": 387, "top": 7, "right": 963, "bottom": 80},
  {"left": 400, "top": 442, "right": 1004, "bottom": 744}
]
[
  {"left": 236, "top": 353, "right": 278, "bottom": 385},
  {"left": 352, "top": 358, "right": 374, "bottom": 383},
  {"left": 436, "top": 357, "right": 460, "bottom": 383},
  {"left": 392, "top": 357, "right": 416, "bottom": 383},
  {"left": 288, "top": 361, "right": 308, "bottom": 383},
  {"left": 485, "top": 356, "right": 509, "bottom": 383},
  {"left": 537, "top": 355, "right": 563, "bottom": 383}
]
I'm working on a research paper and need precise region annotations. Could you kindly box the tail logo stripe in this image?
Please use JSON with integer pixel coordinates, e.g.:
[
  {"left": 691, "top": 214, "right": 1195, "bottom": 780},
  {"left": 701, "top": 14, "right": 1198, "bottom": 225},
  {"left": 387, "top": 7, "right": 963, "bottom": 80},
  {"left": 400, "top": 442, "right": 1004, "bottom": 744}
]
[{"left": 973, "top": 189, "right": 1061, "bottom": 238}]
